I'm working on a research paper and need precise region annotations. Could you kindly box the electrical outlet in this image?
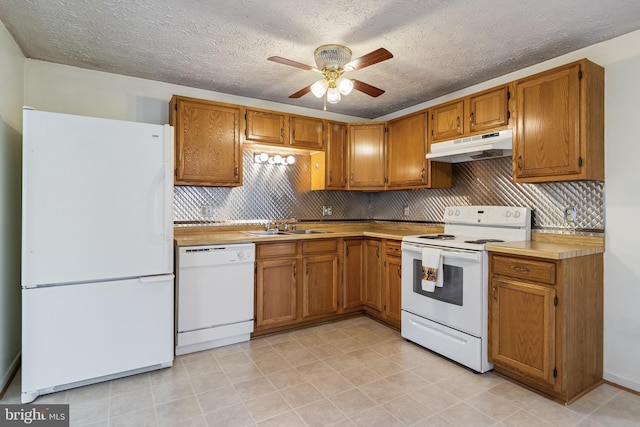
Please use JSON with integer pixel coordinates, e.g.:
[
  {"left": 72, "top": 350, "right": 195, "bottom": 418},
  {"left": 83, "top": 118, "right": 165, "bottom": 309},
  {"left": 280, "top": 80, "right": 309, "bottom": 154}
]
[
  {"left": 564, "top": 206, "right": 577, "bottom": 223},
  {"left": 201, "top": 205, "right": 215, "bottom": 217},
  {"left": 403, "top": 205, "right": 410, "bottom": 217},
  {"left": 322, "top": 205, "right": 333, "bottom": 216}
]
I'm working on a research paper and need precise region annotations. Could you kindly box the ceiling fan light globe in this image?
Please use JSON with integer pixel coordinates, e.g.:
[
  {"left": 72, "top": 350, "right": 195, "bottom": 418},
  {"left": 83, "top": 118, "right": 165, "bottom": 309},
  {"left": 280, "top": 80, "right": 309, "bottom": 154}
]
[
  {"left": 310, "top": 79, "right": 328, "bottom": 98},
  {"left": 337, "top": 77, "right": 354, "bottom": 95},
  {"left": 327, "top": 87, "right": 341, "bottom": 104}
]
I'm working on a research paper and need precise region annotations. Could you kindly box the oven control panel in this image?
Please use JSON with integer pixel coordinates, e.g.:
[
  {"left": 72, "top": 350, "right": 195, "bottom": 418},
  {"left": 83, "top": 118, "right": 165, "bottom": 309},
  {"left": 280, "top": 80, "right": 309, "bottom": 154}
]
[{"left": 444, "top": 205, "right": 531, "bottom": 227}]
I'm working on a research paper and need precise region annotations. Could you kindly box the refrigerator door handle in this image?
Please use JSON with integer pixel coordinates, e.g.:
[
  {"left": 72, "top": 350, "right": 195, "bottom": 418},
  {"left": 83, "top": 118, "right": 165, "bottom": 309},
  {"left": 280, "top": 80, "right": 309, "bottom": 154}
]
[{"left": 139, "top": 274, "right": 175, "bottom": 283}]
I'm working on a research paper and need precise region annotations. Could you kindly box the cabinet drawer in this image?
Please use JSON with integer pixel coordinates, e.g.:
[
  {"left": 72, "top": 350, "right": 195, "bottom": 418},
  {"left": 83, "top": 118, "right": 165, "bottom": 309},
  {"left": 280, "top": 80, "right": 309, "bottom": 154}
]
[
  {"left": 257, "top": 242, "right": 297, "bottom": 259},
  {"left": 386, "top": 242, "right": 401, "bottom": 256},
  {"left": 302, "top": 239, "right": 338, "bottom": 255},
  {"left": 492, "top": 255, "right": 556, "bottom": 285}
]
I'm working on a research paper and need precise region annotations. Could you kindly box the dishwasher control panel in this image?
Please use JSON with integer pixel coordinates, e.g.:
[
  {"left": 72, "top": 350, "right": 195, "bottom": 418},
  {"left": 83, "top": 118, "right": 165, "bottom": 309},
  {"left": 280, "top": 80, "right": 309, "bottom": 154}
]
[{"left": 180, "top": 243, "right": 255, "bottom": 267}]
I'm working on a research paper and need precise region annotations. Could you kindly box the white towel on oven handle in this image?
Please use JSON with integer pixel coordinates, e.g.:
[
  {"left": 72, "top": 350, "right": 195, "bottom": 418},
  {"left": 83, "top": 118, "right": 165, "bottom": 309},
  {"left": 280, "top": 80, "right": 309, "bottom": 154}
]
[{"left": 421, "top": 248, "right": 443, "bottom": 291}]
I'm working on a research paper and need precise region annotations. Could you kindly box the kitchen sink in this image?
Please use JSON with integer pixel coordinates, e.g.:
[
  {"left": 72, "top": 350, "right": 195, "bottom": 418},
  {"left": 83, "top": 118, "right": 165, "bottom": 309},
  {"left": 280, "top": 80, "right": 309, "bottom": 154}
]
[
  {"left": 242, "top": 230, "right": 289, "bottom": 236},
  {"left": 283, "top": 230, "right": 330, "bottom": 234}
]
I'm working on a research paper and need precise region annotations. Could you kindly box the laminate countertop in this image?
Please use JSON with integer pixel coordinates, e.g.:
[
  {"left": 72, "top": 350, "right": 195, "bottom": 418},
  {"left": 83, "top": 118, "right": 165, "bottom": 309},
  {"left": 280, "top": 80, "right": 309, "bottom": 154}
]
[
  {"left": 173, "top": 222, "right": 445, "bottom": 247},
  {"left": 485, "top": 232, "right": 604, "bottom": 260}
]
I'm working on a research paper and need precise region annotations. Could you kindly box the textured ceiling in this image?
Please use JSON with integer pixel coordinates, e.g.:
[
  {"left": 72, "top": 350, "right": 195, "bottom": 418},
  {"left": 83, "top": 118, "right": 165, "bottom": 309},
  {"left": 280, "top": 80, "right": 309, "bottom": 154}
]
[{"left": 2, "top": 0, "right": 640, "bottom": 119}]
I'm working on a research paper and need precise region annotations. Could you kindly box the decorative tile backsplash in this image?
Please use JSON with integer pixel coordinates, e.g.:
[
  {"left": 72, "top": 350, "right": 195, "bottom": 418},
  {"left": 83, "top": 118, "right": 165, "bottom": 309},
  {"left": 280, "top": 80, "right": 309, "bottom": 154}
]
[{"left": 174, "top": 150, "right": 604, "bottom": 232}]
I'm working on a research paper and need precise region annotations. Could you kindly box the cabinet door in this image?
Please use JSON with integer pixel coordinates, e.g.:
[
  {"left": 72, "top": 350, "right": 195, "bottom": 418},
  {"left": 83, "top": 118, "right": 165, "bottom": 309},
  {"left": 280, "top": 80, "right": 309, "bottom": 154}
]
[
  {"left": 302, "top": 254, "right": 338, "bottom": 318},
  {"left": 387, "top": 112, "right": 428, "bottom": 189},
  {"left": 430, "top": 100, "right": 464, "bottom": 142},
  {"left": 326, "top": 122, "right": 347, "bottom": 189},
  {"left": 256, "top": 258, "right": 297, "bottom": 327},
  {"left": 514, "top": 63, "right": 581, "bottom": 180},
  {"left": 348, "top": 124, "right": 386, "bottom": 189},
  {"left": 384, "top": 255, "right": 402, "bottom": 326},
  {"left": 172, "top": 97, "right": 242, "bottom": 186},
  {"left": 291, "top": 116, "right": 324, "bottom": 149},
  {"left": 489, "top": 277, "right": 557, "bottom": 386},
  {"left": 364, "top": 239, "right": 383, "bottom": 312},
  {"left": 469, "top": 86, "right": 509, "bottom": 134},
  {"left": 342, "top": 239, "right": 364, "bottom": 310},
  {"left": 245, "top": 109, "right": 288, "bottom": 145}
]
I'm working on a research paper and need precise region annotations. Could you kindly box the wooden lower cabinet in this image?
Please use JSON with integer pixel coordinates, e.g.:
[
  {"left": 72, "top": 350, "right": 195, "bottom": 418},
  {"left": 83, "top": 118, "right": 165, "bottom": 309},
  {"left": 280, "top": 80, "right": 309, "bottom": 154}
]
[
  {"left": 342, "top": 239, "right": 364, "bottom": 311},
  {"left": 255, "top": 243, "right": 298, "bottom": 329},
  {"left": 383, "top": 242, "right": 402, "bottom": 328},
  {"left": 364, "top": 239, "right": 383, "bottom": 313},
  {"left": 488, "top": 252, "right": 603, "bottom": 403},
  {"left": 302, "top": 240, "right": 339, "bottom": 319}
]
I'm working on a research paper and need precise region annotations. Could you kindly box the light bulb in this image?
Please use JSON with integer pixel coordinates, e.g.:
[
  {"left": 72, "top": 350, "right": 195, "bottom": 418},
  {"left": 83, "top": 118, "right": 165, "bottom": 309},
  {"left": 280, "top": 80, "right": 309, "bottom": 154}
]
[
  {"left": 310, "top": 79, "right": 329, "bottom": 98},
  {"left": 273, "top": 154, "right": 282, "bottom": 164},
  {"left": 267, "top": 156, "right": 275, "bottom": 164},
  {"left": 327, "top": 87, "right": 341, "bottom": 104},
  {"left": 337, "top": 77, "right": 354, "bottom": 95},
  {"left": 286, "top": 155, "right": 295, "bottom": 165}
]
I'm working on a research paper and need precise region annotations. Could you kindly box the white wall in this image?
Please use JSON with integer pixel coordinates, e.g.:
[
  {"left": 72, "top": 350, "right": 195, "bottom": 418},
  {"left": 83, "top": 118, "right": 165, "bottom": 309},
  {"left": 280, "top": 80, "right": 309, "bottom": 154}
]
[
  {"left": 0, "top": 20, "right": 24, "bottom": 393},
  {"left": 18, "top": 28, "right": 640, "bottom": 392}
]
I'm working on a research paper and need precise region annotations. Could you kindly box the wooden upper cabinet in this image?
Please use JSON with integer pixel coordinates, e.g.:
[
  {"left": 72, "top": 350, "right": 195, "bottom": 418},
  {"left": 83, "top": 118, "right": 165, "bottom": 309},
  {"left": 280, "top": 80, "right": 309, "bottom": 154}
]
[
  {"left": 170, "top": 95, "right": 242, "bottom": 187},
  {"left": 469, "top": 86, "right": 510, "bottom": 133},
  {"left": 326, "top": 122, "right": 347, "bottom": 189},
  {"left": 290, "top": 116, "right": 324, "bottom": 150},
  {"left": 431, "top": 100, "right": 463, "bottom": 142},
  {"left": 348, "top": 123, "right": 386, "bottom": 190},
  {"left": 514, "top": 59, "right": 604, "bottom": 182},
  {"left": 245, "top": 109, "right": 288, "bottom": 145},
  {"left": 387, "top": 112, "right": 428, "bottom": 188}
]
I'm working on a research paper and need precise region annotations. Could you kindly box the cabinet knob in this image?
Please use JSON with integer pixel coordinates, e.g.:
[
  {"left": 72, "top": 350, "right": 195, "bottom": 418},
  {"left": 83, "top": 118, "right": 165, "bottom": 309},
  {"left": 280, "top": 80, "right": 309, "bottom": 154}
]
[
  {"left": 397, "top": 266, "right": 401, "bottom": 277},
  {"left": 493, "top": 286, "right": 497, "bottom": 301},
  {"left": 517, "top": 156, "right": 523, "bottom": 171},
  {"left": 421, "top": 168, "right": 425, "bottom": 179}
]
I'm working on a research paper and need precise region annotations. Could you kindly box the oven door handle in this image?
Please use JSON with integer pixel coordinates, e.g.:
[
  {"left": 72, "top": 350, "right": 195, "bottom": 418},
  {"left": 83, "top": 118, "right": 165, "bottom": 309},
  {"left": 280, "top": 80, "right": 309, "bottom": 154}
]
[{"left": 439, "top": 249, "right": 482, "bottom": 262}]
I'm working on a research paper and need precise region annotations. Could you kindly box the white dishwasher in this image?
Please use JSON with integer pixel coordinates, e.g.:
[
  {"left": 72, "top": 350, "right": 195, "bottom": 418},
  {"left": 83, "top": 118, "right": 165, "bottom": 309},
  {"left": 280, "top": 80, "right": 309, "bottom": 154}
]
[{"left": 175, "top": 243, "right": 255, "bottom": 355}]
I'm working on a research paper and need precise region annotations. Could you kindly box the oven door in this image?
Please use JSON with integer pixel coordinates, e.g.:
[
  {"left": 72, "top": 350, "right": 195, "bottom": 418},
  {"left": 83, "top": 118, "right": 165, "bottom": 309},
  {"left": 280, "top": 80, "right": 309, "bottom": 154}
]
[{"left": 401, "top": 241, "right": 486, "bottom": 337}]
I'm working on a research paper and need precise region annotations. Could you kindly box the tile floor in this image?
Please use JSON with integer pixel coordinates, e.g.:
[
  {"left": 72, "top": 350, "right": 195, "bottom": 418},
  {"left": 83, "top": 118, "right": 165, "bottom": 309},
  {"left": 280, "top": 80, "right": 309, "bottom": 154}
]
[{"left": 2, "top": 316, "right": 639, "bottom": 426}]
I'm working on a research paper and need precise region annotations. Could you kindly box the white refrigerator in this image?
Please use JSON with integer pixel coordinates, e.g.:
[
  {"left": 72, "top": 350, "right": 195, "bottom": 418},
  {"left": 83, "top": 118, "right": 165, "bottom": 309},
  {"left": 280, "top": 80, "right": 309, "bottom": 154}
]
[{"left": 21, "top": 108, "right": 174, "bottom": 403}]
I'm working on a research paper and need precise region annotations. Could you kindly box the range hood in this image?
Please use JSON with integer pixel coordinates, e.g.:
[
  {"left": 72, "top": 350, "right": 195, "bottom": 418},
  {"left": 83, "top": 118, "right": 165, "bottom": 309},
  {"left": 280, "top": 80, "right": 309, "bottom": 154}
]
[{"left": 426, "top": 129, "right": 513, "bottom": 163}]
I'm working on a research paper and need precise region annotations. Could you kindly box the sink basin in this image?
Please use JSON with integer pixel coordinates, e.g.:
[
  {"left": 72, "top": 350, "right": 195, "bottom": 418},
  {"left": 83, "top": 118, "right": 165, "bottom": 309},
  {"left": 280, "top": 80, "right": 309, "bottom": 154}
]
[
  {"left": 282, "top": 230, "right": 330, "bottom": 235},
  {"left": 242, "top": 230, "right": 289, "bottom": 236}
]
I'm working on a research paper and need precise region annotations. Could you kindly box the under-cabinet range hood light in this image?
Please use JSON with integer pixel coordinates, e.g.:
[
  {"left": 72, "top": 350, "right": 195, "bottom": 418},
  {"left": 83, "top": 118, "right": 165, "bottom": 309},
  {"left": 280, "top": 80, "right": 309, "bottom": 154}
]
[
  {"left": 426, "top": 129, "right": 513, "bottom": 163},
  {"left": 254, "top": 152, "right": 296, "bottom": 166}
]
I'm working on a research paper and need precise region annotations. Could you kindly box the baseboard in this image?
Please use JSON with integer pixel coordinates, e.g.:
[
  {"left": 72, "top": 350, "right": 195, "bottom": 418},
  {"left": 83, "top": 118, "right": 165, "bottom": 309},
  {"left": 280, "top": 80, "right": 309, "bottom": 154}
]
[
  {"left": 0, "top": 353, "right": 21, "bottom": 399},
  {"left": 603, "top": 371, "right": 640, "bottom": 394}
]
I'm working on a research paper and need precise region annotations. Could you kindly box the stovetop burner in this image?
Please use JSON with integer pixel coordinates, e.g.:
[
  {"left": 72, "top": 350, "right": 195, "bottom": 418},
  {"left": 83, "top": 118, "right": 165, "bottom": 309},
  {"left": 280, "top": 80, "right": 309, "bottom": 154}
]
[
  {"left": 418, "top": 234, "right": 455, "bottom": 240},
  {"left": 463, "top": 239, "right": 505, "bottom": 244}
]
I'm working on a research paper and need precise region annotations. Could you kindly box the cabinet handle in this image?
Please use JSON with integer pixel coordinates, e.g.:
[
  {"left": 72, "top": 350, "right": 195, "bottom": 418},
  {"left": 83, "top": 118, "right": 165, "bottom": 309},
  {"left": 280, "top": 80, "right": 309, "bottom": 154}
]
[
  {"left": 293, "top": 265, "right": 297, "bottom": 278},
  {"left": 517, "top": 155, "right": 523, "bottom": 171},
  {"left": 456, "top": 116, "right": 460, "bottom": 129},
  {"left": 421, "top": 168, "right": 425, "bottom": 179},
  {"left": 470, "top": 111, "right": 475, "bottom": 125},
  {"left": 511, "top": 265, "right": 530, "bottom": 273},
  {"left": 493, "top": 286, "right": 497, "bottom": 301},
  {"left": 306, "top": 263, "right": 309, "bottom": 275},
  {"left": 234, "top": 165, "right": 239, "bottom": 177},
  {"left": 376, "top": 247, "right": 380, "bottom": 258},
  {"left": 350, "top": 173, "right": 354, "bottom": 182},
  {"left": 329, "top": 171, "right": 333, "bottom": 182},
  {"left": 397, "top": 266, "right": 401, "bottom": 277}
]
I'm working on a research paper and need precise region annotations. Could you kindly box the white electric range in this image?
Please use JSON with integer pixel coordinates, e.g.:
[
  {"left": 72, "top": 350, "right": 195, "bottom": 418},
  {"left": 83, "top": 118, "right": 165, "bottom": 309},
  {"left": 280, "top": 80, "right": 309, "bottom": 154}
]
[{"left": 401, "top": 205, "right": 531, "bottom": 372}]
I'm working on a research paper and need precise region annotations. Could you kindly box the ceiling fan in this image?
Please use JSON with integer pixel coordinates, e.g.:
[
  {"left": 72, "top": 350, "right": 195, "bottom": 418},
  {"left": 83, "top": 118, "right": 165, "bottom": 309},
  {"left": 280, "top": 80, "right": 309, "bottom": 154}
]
[{"left": 268, "top": 44, "right": 393, "bottom": 105}]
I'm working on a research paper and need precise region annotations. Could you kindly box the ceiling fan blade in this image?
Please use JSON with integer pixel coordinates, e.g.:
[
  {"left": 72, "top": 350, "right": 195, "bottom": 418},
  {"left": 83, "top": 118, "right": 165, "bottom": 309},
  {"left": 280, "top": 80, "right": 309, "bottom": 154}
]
[
  {"left": 344, "top": 48, "right": 393, "bottom": 71},
  {"left": 352, "top": 79, "right": 385, "bottom": 97},
  {"left": 268, "top": 56, "right": 321, "bottom": 72},
  {"left": 289, "top": 85, "right": 312, "bottom": 98}
]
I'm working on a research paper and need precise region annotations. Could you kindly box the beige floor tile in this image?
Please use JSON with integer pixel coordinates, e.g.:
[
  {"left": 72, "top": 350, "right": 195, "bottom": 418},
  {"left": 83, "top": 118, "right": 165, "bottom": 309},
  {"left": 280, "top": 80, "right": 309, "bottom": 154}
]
[
  {"left": 266, "top": 368, "right": 308, "bottom": 390},
  {"left": 345, "top": 348, "right": 385, "bottom": 364},
  {"left": 296, "top": 360, "right": 336, "bottom": 381},
  {"left": 155, "top": 396, "right": 203, "bottom": 427},
  {"left": 110, "top": 388, "right": 154, "bottom": 418},
  {"left": 170, "top": 414, "right": 209, "bottom": 427},
  {"left": 253, "top": 353, "right": 292, "bottom": 375},
  {"left": 244, "top": 391, "right": 292, "bottom": 422},
  {"left": 258, "top": 410, "right": 307, "bottom": 427},
  {"left": 409, "top": 413, "right": 456, "bottom": 427},
  {"left": 382, "top": 395, "right": 435, "bottom": 425},
  {"left": 574, "top": 419, "right": 607, "bottom": 427},
  {"left": 279, "top": 382, "right": 324, "bottom": 408},
  {"left": 340, "top": 365, "right": 381, "bottom": 387},
  {"left": 204, "top": 402, "right": 255, "bottom": 427},
  {"left": 224, "top": 361, "right": 264, "bottom": 384},
  {"left": 149, "top": 363, "right": 189, "bottom": 386},
  {"left": 310, "top": 373, "right": 355, "bottom": 397},
  {"left": 322, "top": 354, "right": 362, "bottom": 372},
  {"left": 349, "top": 405, "right": 404, "bottom": 427},
  {"left": 488, "top": 380, "right": 549, "bottom": 408},
  {"left": 110, "top": 372, "right": 151, "bottom": 396},
  {"left": 234, "top": 377, "right": 277, "bottom": 401},
  {"left": 296, "top": 334, "right": 330, "bottom": 349},
  {"left": 272, "top": 340, "right": 306, "bottom": 354},
  {"left": 358, "top": 378, "right": 406, "bottom": 404},
  {"left": 190, "top": 370, "right": 230, "bottom": 394},
  {"left": 466, "top": 390, "right": 522, "bottom": 421},
  {"left": 245, "top": 345, "right": 279, "bottom": 362},
  {"left": 501, "top": 409, "right": 555, "bottom": 427},
  {"left": 363, "top": 357, "right": 404, "bottom": 377},
  {"left": 433, "top": 373, "right": 485, "bottom": 400},
  {"left": 183, "top": 356, "right": 222, "bottom": 378},
  {"left": 329, "top": 388, "right": 377, "bottom": 417},
  {"left": 69, "top": 398, "right": 109, "bottom": 425},
  {"left": 582, "top": 383, "right": 622, "bottom": 404},
  {"left": 216, "top": 350, "right": 253, "bottom": 368},
  {"left": 197, "top": 384, "right": 242, "bottom": 413},
  {"left": 526, "top": 398, "right": 588, "bottom": 426},
  {"left": 152, "top": 378, "right": 194, "bottom": 405},
  {"left": 384, "top": 370, "right": 431, "bottom": 393},
  {"left": 330, "top": 337, "right": 370, "bottom": 353},
  {"left": 316, "top": 329, "right": 351, "bottom": 341},
  {"left": 295, "top": 398, "right": 347, "bottom": 427},
  {"left": 410, "top": 382, "right": 461, "bottom": 412},
  {"left": 66, "top": 381, "right": 111, "bottom": 405},
  {"left": 307, "top": 343, "right": 344, "bottom": 360},
  {"left": 588, "top": 392, "right": 640, "bottom": 426},
  {"left": 109, "top": 406, "right": 157, "bottom": 427},
  {"left": 439, "top": 401, "right": 499, "bottom": 427},
  {"left": 280, "top": 348, "right": 320, "bottom": 367}
]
